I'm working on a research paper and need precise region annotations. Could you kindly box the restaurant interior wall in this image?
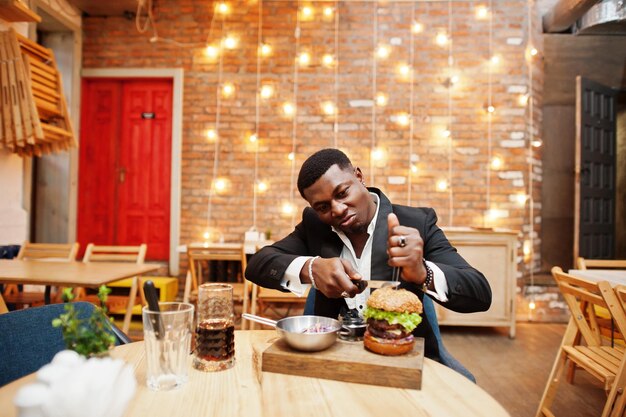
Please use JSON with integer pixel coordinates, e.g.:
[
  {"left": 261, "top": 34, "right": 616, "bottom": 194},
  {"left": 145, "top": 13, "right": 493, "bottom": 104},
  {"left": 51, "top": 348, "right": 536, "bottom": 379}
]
[
  {"left": 541, "top": 34, "right": 626, "bottom": 272},
  {"left": 80, "top": 0, "right": 544, "bottom": 294}
]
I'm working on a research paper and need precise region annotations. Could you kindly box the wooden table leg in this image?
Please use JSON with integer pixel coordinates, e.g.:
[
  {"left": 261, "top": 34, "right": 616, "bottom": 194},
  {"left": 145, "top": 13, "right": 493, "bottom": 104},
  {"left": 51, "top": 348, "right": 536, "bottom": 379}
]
[{"left": 122, "top": 276, "right": 139, "bottom": 334}]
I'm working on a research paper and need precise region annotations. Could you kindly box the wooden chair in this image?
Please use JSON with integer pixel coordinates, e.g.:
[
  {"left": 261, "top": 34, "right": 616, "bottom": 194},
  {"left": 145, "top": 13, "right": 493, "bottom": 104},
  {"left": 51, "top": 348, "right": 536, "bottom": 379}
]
[
  {"left": 78, "top": 244, "right": 148, "bottom": 332},
  {"left": 536, "top": 267, "right": 626, "bottom": 417},
  {"left": 2, "top": 242, "right": 79, "bottom": 308},
  {"left": 185, "top": 244, "right": 250, "bottom": 328},
  {"left": 0, "top": 292, "right": 8, "bottom": 314},
  {"left": 568, "top": 258, "right": 626, "bottom": 381},
  {"left": 247, "top": 283, "right": 309, "bottom": 330}
]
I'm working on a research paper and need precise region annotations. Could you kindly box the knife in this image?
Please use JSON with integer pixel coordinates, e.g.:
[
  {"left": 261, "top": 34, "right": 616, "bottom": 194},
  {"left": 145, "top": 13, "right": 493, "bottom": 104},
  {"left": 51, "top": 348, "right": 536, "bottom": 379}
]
[{"left": 352, "top": 280, "right": 400, "bottom": 291}]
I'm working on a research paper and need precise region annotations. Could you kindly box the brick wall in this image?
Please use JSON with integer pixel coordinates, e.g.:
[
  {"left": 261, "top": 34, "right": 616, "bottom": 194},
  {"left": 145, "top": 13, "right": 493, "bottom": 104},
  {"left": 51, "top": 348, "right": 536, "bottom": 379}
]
[{"left": 82, "top": 0, "right": 543, "bottom": 280}]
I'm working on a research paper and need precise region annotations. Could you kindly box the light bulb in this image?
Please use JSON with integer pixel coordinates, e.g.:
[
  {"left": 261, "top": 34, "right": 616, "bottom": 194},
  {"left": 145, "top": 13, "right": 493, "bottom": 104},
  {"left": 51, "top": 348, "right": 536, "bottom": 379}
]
[
  {"left": 441, "top": 129, "right": 451, "bottom": 138},
  {"left": 260, "top": 85, "right": 274, "bottom": 99},
  {"left": 436, "top": 179, "right": 448, "bottom": 192},
  {"left": 396, "top": 113, "right": 410, "bottom": 126},
  {"left": 450, "top": 75, "right": 460, "bottom": 85},
  {"left": 518, "top": 94, "right": 529, "bottom": 106},
  {"left": 282, "top": 202, "right": 295, "bottom": 215},
  {"left": 322, "top": 54, "right": 334, "bottom": 66},
  {"left": 260, "top": 43, "right": 272, "bottom": 56},
  {"left": 490, "top": 55, "right": 500, "bottom": 65},
  {"left": 223, "top": 36, "right": 237, "bottom": 49},
  {"left": 322, "top": 101, "right": 336, "bottom": 115},
  {"left": 476, "top": 5, "right": 488, "bottom": 19},
  {"left": 436, "top": 33, "right": 448, "bottom": 46},
  {"left": 515, "top": 193, "right": 528, "bottom": 204},
  {"left": 257, "top": 181, "right": 268, "bottom": 192},
  {"left": 528, "top": 300, "right": 536, "bottom": 310},
  {"left": 217, "top": 2, "right": 229, "bottom": 14},
  {"left": 323, "top": 6, "right": 333, "bottom": 17},
  {"left": 398, "top": 64, "right": 411, "bottom": 77},
  {"left": 249, "top": 133, "right": 258, "bottom": 143},
  {"left": 412, "top": 22, "right": 423, "bottom": 33},
  {"left": 283, "top": 102, "right": 295, "bottom": 116},
  {"left": 301, "top": 6, "right": 313, "bottom": 18},
  {"left": 222, "top": 83, "right": 235, "bottom": 97},
  {"left": 376, "top": 45, "right": 390, "bottom": 59},
  {"left": 371, "top": 147, "right": 385, "bottom": 161},
  {"left": 214, "top": 178, "right": 227, "bottom": 192},
  {"left": 376, "top": 93, "right": 388, "bottom": 107},
  {"left": 532, "top": 139, "right": 543, "bottom": 148},
  {"left": 487, "top": 105, "right": 495, "bottom": 113},
  {"left": 206, "top": 129, "right": 217, "bottom": 140},
  {"left": 287, "top": 152, "right": 295, "bottom": 161},
  {"left": 298, "top": 52, "right": 311, "bottom": 66},
  {"left": 491, "top": 156, "right": 503, "bottom": 170},
  {"left": 204, "top": 45, "right": 219, "bottom": 58},
  {"left": 203, "top": 231, "right": 210, "bottom": 240},
  {"left": 410, "top": 164, "right": 418, "bottom": 174},
  {"left": 530, "top": 47, "right": 538, "bottom": 56}
]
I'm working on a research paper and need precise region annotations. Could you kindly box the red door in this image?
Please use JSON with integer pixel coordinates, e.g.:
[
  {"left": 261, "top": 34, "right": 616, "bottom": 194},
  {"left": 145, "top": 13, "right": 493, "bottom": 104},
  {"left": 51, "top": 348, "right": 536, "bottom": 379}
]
[{"left": 78, "top": 78, "right": 172, "bottom": 260}]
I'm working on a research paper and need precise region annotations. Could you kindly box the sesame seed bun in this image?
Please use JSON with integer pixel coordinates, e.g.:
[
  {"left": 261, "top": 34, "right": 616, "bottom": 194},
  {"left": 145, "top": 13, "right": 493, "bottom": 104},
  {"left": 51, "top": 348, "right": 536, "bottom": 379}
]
[{"left": 366, "top": 287, "right": 423, "bottom": 314}]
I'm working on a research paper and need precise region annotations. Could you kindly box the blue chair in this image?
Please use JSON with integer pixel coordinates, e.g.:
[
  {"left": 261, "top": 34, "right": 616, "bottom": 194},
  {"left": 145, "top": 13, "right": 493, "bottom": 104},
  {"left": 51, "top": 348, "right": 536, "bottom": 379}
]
[
  {"left": 0, "top": 302, "right": 131, "bottom": 387},
  {"left": 303, "top": 288, "right": 476, "bottom": 382}
]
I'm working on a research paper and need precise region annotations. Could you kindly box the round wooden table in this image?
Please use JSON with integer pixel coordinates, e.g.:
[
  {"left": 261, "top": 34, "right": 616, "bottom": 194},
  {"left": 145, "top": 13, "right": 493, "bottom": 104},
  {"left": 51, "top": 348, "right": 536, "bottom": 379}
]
[{"left": 0, "top": 330, "right": 510, "bottom": 417}]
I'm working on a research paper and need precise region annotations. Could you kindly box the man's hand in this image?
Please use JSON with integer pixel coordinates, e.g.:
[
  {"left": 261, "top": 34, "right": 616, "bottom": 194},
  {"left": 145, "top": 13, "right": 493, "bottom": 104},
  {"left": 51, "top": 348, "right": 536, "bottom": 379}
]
[
  {"left": 387, "top": 213, "right": 427, "bottom": 285},
  {"left": 304, "top": 257, "right": 364, "bottom": 298}
]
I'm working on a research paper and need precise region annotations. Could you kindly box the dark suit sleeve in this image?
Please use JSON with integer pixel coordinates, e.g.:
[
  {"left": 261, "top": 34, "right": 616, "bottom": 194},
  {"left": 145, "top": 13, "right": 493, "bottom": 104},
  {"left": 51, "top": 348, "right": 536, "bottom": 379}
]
[
  {"left": 244, "top": 222, "right": 308, "bottom": 291},
  {"left": 420, "top": 209, "right": 492, "bottom": 313}
]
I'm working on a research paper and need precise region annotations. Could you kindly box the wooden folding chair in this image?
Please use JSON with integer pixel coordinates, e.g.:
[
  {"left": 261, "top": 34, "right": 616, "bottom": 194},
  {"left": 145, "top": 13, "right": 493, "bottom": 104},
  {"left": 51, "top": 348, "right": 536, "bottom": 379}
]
[
  {"left": 78, "top": 244, "right": 148, "bottom": 334},
  {"left": 536, "top": 267, "right": 626, "bottom": 417},
  {"left": 185, "top": 244, "right": 250, "bottom": 328},
  {"left": 568, "top": 258, "right": 626, "bottom": 381},
  {"left": 2, "top": 242, "right": 79, "bottom": 308}
]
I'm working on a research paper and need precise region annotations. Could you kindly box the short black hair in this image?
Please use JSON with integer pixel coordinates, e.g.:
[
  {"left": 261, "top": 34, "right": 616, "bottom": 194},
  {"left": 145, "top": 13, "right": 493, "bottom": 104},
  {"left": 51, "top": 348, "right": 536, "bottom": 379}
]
[{"left": 297, "top": 148, "right": 353, "bottom": 198}]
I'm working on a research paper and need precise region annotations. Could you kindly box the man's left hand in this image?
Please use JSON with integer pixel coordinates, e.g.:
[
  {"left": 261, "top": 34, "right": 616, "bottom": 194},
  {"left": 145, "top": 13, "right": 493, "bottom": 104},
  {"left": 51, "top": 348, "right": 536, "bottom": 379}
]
[{"left": 386, "top": 213, "right": 427, "bottom": 285}]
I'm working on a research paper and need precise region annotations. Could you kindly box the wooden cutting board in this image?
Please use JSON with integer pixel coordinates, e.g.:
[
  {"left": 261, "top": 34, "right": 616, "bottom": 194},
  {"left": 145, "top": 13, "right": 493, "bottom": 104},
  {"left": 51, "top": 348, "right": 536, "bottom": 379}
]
[{"left": 262, "top": 337, "right": 424, "bottom": 389}]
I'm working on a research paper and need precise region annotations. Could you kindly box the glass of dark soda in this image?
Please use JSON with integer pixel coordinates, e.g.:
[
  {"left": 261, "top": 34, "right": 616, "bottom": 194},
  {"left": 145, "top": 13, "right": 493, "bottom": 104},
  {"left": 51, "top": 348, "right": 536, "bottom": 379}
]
[{"left": 193, "top": 283, "right": 235, "bottom": 371}]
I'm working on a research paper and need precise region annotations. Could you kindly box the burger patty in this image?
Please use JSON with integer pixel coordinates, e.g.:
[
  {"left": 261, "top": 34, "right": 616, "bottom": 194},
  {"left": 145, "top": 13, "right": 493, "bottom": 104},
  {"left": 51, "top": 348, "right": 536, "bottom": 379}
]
[{"left": 366, "top": 318, "right": 413, "bottom": 339}]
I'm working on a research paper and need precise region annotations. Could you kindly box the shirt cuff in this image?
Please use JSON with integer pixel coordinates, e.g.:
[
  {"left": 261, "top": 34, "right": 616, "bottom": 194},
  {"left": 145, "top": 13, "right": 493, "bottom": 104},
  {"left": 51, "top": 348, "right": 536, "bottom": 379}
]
[
  {"left": 424, "top": 260, "right": 448, "bottom": 302},
  {"left": 279, "top": 256, "right": 312, "bottom": 297}
]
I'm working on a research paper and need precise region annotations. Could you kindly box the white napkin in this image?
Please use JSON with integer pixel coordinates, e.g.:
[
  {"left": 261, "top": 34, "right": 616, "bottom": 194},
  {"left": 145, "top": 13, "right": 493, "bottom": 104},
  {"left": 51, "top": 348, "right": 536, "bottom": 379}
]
[{"left": 14, "top": 350, "right": 136, "bottom": 417}]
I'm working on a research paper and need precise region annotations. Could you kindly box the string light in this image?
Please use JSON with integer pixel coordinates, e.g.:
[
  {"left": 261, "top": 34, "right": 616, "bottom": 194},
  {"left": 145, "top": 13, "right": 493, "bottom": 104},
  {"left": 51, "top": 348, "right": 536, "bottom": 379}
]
[
  {"left": 206, "top": 129, "right": 217, "bottom": 141},
  {"left": 445, "top": 0, "right": 454, "bottom": 225},
  {"left": 371, "top": 147, "right": 385, "bottom": 161},
  {"left": 450, "top": 74, "right": 460, "bottom": 85},
  {"left": 204, "top": 45, "right": 219, "bottom": 58},
  {"left": 287, "top": 152, "right": 295, "bottom": 161},
  {"left": 256, "top": 181, "right": 268, "bottom": 193},
  {"left": 486, "top": 104, "right": 495, "bottom": 113},
  {"left": 515, "top": 193, "right": 529, "bottom": 205},
  {"left": 322, "top": 54, "right": 334, "bottom": 67},
  {"left": 223, "top": 35, "right": 237, "bottom": 49},
  {"left": 518, "top": 94, "right": 529, "bottom": 106},
  {"left": 260, "top": 43, "right": 272, "bottom": 56},
  {"left": 396, "top": 113, "right": 410, "bottom": 127},
  {"left": 476, "top": 5, "right": 489, "bottom": 19},
  {"left": 301, "top": 6, "right": 314, "bottom": 19},
  {"left": 435, "top": 32, "right": 448, "bottom": 46},
  {"left": 436, "top": 179, "right": 448, "bottom": 192},
  {"left": 260, "top": 84, "right": 273, "bottom": 99},
  {"left": 217, "top": 2, "right": 229, "bottom": 15},
  {"left": 530, "top": 47, "right": 538, "bottom": 56},
  {"left": 376, "top": 45, "right": 390, "bottom": 59},
  {"left": 298, "top": 52, "right": 311, "bottom": 66},
  {"left": 283, "top": 102, "right": 295, "bottom": 117},
  {"left": 282, "top": 202, "right": 295, "bottom": 215},
  {"left": 397, "top": 63, "right": 411, "bottom": 78},
  {"left": 323, "top": 6, "right": 333, "bottom": 17},
  {"left": 222, "top": 82, "right": 235, "bottom": 97},
  {"left": 248, "top": 133, "right": 258, "bottom": 143},
  {"left": 441, "top": 129, "right": 451, "bottom": 138},
  {"left": 407, "top": 1, "right": 417, "bottom": 205},
  {"left": 213, "top": 177, "right": 228, "bottom": 193},
  {"left": 412, "top": 21, "right": 423, "bottom": 33},
  {"left": 376, "top": 93, "right": 388, "bottom": 106},
  {"left": 490, "top": 156, "right": 503, "bottom": 170},
  {"left": 332, "top": 0, "right": 340, "bottom": 148},
  {"left": 490, "top": 55, "right": 500, "bottom": 65},
  {"left": 322, "top": 101, "right": 336, "bottom": 115}
]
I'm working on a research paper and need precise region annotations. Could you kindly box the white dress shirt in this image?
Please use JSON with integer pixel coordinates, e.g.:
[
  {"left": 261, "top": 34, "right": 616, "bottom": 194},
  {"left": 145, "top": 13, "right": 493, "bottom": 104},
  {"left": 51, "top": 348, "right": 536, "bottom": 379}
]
[{"left": 280, "top": 193, "right": 448, "bottom": 316}]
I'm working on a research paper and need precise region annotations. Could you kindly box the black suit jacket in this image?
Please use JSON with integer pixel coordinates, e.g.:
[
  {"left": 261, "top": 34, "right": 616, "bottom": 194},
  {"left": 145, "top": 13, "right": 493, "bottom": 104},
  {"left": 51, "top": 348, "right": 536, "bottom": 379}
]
[{"left": 245, "top": 188, "right": 492, "bottom": 360}]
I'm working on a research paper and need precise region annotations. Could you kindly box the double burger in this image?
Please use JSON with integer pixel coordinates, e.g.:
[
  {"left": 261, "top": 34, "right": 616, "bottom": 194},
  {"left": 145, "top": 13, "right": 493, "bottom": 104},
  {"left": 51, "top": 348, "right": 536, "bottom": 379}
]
[{"left": 362, "top": 287, "right": 423, "bottom": 355}]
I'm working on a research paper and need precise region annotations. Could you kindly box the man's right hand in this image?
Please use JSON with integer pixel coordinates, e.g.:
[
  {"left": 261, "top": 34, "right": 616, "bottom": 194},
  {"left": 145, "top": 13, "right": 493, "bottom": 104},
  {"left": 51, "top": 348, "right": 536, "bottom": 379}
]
[{"left": 303, "top": 257, "right": 364, "bottom": 298}]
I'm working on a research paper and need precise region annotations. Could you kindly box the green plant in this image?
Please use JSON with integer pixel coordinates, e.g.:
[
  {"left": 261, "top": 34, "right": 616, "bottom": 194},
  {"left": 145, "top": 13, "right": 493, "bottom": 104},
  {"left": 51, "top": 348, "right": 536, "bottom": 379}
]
[{"left": 52, "top": 286, "right": 116, "bottom": 357}]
